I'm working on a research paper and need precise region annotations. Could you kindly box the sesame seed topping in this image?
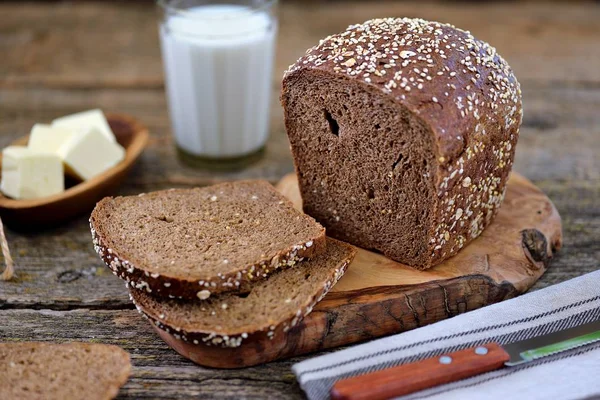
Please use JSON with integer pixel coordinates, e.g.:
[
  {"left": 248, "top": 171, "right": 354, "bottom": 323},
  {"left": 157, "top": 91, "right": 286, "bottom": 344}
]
[
  {"left": 197, "top": 290, "right": 211, "bottom": 300},
  {"left": 342, "top": 57, "right": 356, "bottom": 67}
]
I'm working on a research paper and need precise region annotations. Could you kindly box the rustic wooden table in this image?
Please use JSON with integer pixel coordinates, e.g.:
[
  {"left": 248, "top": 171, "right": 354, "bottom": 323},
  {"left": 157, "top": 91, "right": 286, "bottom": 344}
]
[{"left": 0, "top": 1, "right": 598, "bottom": 398}]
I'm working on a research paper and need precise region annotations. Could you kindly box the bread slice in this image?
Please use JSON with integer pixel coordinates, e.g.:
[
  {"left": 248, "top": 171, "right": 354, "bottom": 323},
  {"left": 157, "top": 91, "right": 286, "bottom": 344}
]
[
  {"left": 90, "top": 180, "right": 326, "bottom": 300},
  {"left": 130, "top": 238, "right": 355, "bottom": 348},
  {"left": 0, "top": 342, "right": 131, "bottom": 400}
]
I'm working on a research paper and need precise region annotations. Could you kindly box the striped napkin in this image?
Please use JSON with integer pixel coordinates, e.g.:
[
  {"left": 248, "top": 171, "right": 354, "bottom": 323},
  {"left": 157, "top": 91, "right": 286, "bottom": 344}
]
[{"left": 293, "top": 270, "right": 600, "bottom": 400}]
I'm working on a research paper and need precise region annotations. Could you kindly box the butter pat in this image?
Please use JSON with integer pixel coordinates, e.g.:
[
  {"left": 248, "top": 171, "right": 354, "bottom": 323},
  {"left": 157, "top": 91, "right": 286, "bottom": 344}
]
[
  {"left": 1, "top": 146, "right": 64, "bottom": 200},
  {"left": 52, "top": 109, "right": 116, "bottom": 142},
  {"left": 58, "top": 127, "right": 125, "bottom": 181},
  {"left": 28, "top": 124, "right": 75, "bottom": 153}
]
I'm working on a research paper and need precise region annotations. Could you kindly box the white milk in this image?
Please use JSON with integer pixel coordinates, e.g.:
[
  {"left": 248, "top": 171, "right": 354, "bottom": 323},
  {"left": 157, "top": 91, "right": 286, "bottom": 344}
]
[{"left": 160, "top": 5, "right": 276, "bottom": 158}]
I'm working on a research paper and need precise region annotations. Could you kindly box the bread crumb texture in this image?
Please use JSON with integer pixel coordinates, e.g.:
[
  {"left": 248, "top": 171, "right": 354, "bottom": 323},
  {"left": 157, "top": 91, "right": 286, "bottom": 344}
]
[
  {"left": 0, "top": 342, "right": 131, "bottom": 400},
  {"left": 283, "top": 18, "right": 522, "bottom": 267},
  {"left": 90, "top": 180, "right": 326, "bottom": 299}
]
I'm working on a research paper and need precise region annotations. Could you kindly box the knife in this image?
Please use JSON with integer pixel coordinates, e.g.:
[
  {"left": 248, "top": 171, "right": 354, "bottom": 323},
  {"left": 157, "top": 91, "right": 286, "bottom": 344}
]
[{"left": 330, "top": 319, "right": 600, "bottom": 400}]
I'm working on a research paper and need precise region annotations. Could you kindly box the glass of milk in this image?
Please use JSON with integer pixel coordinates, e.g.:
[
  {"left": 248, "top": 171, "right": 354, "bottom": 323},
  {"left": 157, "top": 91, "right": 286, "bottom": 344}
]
[{"left": 158, "top": 0, "right": 277, "bottom": 169}]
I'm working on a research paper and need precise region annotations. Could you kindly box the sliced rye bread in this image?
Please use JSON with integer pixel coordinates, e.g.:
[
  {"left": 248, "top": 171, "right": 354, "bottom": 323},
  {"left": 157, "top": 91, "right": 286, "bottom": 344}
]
[
  {"left": 129, "top": 238, "right": 356, "bottom": 348},
  {"left": 90, "top": 180, "right": 326, "bottom": 301},
  {"left": 0, "top": 342, "right": 131, "bottom": 400}
]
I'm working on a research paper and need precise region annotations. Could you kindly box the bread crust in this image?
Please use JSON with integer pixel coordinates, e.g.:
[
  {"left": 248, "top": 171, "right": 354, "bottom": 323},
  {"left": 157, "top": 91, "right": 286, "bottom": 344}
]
[
  {"left": 282, "top": 18, "right": 522, "bottom": 267},
  {"left": 90, "top": 182, "right": 327, "bottom": 300},
  {"left": 129, "top": 239, "right": 356, "bottom": 348},
  {"left": 92, "top": 223, "right": 324, "bottom": 300}
]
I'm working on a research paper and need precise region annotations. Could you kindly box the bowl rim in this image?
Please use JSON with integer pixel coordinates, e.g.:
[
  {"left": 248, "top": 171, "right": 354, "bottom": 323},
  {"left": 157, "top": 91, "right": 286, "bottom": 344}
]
[{"left": 0, "top": 113, "right": 149, "bottom": 210}]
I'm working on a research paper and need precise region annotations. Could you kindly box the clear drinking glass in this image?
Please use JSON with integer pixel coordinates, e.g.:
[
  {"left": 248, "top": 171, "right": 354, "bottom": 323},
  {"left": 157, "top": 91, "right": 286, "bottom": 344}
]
[{"left": 157, "top": 0, "right": 277, "bottom": 169}]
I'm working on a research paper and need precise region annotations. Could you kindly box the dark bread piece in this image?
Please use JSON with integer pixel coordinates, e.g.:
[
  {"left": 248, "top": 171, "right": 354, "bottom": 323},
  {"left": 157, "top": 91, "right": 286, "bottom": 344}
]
[
  {"left": 129, "top": 238, "right": 356, "bottom": 348},
  {"left": 90, "top": 180, "right": 326, "bottom": 300},
  {"left": 0, "top": 342, "right": 131, "bottom": 400},
  {"left": 281, "top": 18, "right": 522, "bottom": 269}
]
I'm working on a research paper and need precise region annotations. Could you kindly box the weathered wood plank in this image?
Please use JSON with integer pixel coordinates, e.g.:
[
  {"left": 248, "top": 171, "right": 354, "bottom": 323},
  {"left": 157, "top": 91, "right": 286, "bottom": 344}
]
[
  {"left": 0, "top": 84, "right": 599, "bottom": 189},
  {"left": 0, "top": 82, "right": 598, "bottom": 308},
  {"left": 530, "top": 180, "right": 600, "bottom": 290},
  {"left": 516, "top": 85, "right": 600, "bottom": 182},
  {"left": 0, "top": 178, "right": 597, "bottom": 309},
  {"left": 0, "top": 309, "right": 305, "bottom": 399},
  {"left": 279, "top": 2, "right": 600, "bottom": 85},
  {"left": 0, "top": 217, "right": 130, "bottom": 309},
  {"left": 0, "top": 2, "right": 163, "bottom": 89},
  {"left": 0, "top": 2, "right": 599, "bottom": 88},
  {"left": 0, "top": 1, "right": 598, "bottom": 399}
]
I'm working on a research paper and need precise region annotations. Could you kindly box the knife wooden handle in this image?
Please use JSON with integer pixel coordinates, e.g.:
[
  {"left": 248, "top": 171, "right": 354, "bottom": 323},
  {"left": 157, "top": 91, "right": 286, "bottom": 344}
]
[{"left": 330, "top": 343, "right": 510, "bottom": 400}]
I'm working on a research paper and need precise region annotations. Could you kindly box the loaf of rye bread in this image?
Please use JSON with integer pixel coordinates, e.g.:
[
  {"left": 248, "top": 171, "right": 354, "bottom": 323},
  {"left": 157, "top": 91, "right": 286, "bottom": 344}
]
[
  {"left": 281, "top": 18, "right": 522, "bottom": 269},
  {"left": 129, "top": 238, "right": 355, "bottom": 348},
  {"left": 0, "top": 342, "right": 131, "bottom": 400},
  {"left": 90, "top": 180, "right": 326, "bottom": 300}
]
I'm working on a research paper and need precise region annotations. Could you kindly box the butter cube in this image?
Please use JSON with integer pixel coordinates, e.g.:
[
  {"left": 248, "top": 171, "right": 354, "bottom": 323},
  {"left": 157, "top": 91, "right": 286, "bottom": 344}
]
[
  {"left": 1, "top": 147, "right": 64, "bottom": 200},
  {"left": 52, "top": 109, "right": 116, "bottom": 142},
  {"left": 28, "top": 124, "right": 75, "bottom": 154},
  {"left": 58, "top": 127, "right": 125, "bottom": 181}
]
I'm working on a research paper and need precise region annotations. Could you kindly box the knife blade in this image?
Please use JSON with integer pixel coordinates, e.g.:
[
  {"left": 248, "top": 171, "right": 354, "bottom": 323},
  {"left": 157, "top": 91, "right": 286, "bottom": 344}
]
[
  {"left": 330, "top": 319, "right": 600, "bottom": 400},
  {"left": 504, "top": 320, "right": 600, "bottom": 365}
]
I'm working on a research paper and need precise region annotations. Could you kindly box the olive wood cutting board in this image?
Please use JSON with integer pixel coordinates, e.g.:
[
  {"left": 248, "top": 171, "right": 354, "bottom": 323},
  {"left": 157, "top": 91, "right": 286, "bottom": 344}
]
[{"left": 154, "top": 172, "right": 562, "bottom": 368}]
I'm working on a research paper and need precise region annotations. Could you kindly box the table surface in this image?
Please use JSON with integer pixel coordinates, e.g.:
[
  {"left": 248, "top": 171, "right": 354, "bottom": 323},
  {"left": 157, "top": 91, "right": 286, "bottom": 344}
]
[{"left": 0, "top": 1, "right": 599, "bottom": 398}]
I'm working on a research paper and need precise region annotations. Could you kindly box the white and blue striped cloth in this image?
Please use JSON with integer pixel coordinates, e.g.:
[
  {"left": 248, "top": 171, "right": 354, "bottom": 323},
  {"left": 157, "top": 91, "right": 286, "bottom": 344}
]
[{"left": 293, "top": 270, "right": 600, "bottom": 400}]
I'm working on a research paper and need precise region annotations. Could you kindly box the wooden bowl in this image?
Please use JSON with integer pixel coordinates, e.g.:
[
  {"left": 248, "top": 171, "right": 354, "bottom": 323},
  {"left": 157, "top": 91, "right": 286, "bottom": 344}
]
[{"left": 0, "top": 113, "right": 149, "bottom": 229}]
